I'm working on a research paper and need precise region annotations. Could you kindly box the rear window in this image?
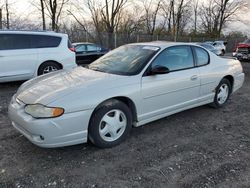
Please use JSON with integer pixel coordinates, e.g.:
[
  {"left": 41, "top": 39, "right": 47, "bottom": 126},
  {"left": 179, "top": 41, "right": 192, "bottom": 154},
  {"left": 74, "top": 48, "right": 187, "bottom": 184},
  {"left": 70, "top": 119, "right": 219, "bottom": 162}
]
[
  {"left": 243, "top": 39, "right": 250, "bottom": 44},
  {"left": 0, "top": 34, "right": 62, "bottom": 50},
  {"left": 68, "top": 40, "right": 73, "bottom": 49},
  {"left": 194, "top": 47, "right": 209, "bottom": 66}
]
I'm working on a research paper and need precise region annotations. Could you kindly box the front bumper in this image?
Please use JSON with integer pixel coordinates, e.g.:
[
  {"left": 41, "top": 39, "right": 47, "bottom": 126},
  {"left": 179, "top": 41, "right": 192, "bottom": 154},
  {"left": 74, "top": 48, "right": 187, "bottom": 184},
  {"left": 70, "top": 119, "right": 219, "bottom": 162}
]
[
  {"left": 8, "top": 96, "right": 93, "bottom": 148},
  {"left": 233, "top": 52, "right": 250, "bottom": 60}
]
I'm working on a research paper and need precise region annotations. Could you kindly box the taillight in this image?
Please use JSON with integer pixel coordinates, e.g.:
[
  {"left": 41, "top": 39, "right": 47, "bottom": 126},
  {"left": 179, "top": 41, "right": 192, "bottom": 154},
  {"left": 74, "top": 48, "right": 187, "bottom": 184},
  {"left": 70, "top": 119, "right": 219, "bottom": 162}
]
[{"left": 69, "top": 47, "right": 76, "bottom": 52}]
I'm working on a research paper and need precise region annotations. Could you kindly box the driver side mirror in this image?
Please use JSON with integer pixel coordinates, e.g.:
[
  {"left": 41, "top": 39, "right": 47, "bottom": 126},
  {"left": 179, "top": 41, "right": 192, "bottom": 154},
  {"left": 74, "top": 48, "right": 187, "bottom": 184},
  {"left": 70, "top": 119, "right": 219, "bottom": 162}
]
[{"left": 150, "top": 65, "right": 170, "bottom": 75}]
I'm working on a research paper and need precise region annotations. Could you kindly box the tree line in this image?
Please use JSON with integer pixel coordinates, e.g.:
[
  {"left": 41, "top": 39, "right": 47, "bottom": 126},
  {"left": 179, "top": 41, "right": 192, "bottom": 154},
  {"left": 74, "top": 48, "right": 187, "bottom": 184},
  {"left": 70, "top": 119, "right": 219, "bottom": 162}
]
[{"left": 0, "top": 0, "right": 249, "bottom": 48}]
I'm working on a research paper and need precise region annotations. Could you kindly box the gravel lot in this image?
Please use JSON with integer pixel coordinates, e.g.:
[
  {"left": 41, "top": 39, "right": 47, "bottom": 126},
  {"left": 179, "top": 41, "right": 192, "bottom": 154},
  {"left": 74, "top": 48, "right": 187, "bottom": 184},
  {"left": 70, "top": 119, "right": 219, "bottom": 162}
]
[{"left": 0, "top": 62, "right": 250, "bottom": 188}]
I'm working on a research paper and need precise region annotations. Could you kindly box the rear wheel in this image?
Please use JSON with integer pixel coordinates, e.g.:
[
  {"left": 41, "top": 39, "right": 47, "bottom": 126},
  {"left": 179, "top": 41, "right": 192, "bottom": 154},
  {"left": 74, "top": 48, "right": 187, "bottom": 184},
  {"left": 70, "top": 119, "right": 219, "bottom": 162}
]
[
  {"left": 221, "top": 49, "right": 225, "bottom": 56},
  {"left": 38, "top": 62, "right": 61, "bottom": 76},
  {"left": 88, "top": 99, "right": 132, "bottom": 148},
  {"left": 210, "top": 78, "right": 231, "bottom": 108}
]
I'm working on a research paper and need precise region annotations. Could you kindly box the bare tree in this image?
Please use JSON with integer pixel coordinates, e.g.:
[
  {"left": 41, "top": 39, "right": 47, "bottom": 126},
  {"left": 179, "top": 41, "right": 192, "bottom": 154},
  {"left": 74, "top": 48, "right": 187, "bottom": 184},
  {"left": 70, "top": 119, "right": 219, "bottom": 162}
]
[
  {"left": 40, "top": 0, "right": 46, "bottom": 30},
  {"left": 76, "top": 0, "right": 127, "bottom": 48},
  {"left": 86, "top": 0, "right": 106, "bottom": 45},
  {"left": 0, "top": 8, "right": 2, "bottom": 29},
  {"left": 161, "top": 0, "right": 191, "bottom": 39},
  {"left": 100, "top": 0, "right": 127, "bottom": 48},
  {"left": 142, "top": 0, "right": 162, "bottom": 36},
  {"left": 5, "top": 0, "right": 9, "bottom": 29},
  {"left": 30, "top": 0, "right": 46, "bottom": 30},
  {"left": 161, "top": 0, "right": 174, "bottom": 34},
  {"left": 192, "top": 0, "right": 198, "bottom": 34},
  {"left": 117, "top": 6, "right": 145, "bottom": 35},
  {"left": 43, "top": 0, "right": 68, "bottom": 31},
  {"left": 200, "top": 0, "right": 249, "bottom": 37},
  {"left": 174, "top": 0, "right": 192, "bottom": 38}
]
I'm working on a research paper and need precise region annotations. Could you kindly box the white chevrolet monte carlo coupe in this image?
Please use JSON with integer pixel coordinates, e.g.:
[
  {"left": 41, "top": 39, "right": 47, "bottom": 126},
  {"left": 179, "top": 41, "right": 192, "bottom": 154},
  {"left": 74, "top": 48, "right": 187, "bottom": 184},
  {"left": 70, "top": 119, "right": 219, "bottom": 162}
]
[{"left": 8, "top": 42, "right": 245, "bottom": 148}]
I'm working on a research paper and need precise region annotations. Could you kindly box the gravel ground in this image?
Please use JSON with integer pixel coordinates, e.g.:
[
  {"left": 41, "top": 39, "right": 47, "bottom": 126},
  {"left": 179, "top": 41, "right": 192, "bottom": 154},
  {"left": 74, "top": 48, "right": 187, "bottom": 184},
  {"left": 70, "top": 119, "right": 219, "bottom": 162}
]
[{"left": 0, "top": 63, "right": 250, "bottom": 188}]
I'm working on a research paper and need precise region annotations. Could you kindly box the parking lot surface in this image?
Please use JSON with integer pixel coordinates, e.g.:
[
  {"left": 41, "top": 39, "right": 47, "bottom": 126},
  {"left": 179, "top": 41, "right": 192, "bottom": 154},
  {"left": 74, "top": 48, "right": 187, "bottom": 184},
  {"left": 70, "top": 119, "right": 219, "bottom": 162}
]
[{"left": 0, "top": 63, "right": 250, "bottom": 188}]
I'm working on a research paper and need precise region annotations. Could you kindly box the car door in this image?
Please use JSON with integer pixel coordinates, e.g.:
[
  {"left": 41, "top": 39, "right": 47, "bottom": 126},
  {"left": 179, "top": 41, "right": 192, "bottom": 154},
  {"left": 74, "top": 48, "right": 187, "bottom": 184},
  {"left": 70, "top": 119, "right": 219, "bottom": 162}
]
[
  {"left": 140, "top": 45, "right": 200, "bottom": 121},
  {"left": 0, "top": 34, "right": 37, "bottom": 81},
  {"left": 75, "top": 44, "right": 88, "bottom": 65},
  {"left": 193, "top": 46, "right": 217, "bottom": 101}
]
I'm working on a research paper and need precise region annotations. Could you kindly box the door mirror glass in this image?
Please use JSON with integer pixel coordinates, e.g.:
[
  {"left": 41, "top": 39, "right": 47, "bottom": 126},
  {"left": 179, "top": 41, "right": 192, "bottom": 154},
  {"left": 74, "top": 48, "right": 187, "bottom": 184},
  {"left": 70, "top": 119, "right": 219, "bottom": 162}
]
[{"left": 150, "top": 65, "right": 170, "bottom": 75}]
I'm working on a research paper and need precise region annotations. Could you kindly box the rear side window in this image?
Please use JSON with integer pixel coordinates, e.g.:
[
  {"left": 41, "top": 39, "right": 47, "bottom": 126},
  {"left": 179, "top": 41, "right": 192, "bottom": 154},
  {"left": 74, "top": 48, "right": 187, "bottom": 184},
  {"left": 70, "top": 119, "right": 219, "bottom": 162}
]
[
  {"left": 0, "top": 34, "right": 61, "bottom": 50},
  {"left": 31, "top": 35, "right": 61, "bottom": 48},
  {"left": 194, "top": 47, "right": 209, "bottom": 66},
  {"left": 86, "top": 44, "right": 98, "bottom": 52},
  {"left": 0, "top": 34, "right": 31, "bottom": 50},
  {"left": 75, "top": 45, "right": 87, "bottom": 52}
]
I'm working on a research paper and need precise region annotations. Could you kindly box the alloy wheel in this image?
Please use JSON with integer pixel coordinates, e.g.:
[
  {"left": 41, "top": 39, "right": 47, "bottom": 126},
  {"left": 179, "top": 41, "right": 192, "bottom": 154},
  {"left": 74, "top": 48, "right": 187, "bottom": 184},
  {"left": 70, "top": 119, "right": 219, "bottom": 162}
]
[{"left": 42, "top": 66, "right": 58, "bottom": 74}]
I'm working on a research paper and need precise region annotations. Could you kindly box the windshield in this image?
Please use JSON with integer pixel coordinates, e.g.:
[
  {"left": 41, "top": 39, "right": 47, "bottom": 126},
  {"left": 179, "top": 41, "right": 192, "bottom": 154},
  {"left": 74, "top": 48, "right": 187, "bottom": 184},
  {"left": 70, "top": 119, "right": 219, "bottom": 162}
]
[
  {"left": 88, "top": 45, "right": 160, "bottom": 75},
  {"left": 243, "top": 39, "right": 250, "bottom": 44}
]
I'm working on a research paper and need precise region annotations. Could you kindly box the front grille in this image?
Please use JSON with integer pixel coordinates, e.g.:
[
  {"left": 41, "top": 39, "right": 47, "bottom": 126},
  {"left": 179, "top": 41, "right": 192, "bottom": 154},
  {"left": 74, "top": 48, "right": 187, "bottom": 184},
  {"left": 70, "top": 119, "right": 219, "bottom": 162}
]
[{"left": 237, "top": 47, "right": 250, "bottom": 54}]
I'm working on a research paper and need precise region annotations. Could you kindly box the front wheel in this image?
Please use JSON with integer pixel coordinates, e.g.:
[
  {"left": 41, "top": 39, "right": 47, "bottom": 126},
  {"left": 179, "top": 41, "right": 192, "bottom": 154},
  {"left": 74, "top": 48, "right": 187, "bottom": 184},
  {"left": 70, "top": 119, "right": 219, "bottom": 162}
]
[
  {"left": 88, "top": 99, "right": 132, "bottom": 148},
  {"left": 210, "top": 78, "right": 231, "bottom": 108}
]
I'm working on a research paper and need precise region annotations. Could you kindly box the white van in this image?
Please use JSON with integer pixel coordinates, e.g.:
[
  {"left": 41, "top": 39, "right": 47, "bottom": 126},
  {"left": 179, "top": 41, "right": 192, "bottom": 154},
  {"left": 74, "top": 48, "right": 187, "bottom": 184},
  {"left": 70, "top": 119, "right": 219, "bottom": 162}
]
[{"left": 0, "top": 31, "right": 77, "bottom": 83}]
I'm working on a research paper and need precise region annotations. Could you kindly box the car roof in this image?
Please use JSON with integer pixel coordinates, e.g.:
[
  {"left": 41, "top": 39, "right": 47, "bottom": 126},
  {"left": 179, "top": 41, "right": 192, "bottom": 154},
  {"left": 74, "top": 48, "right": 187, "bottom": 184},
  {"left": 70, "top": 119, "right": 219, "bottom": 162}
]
[
  {"left": 198, "top": 42, "right": 214, "bottom": 47},
  {"left": 128, "top": 41, "right": 203, "bottom": 49},
  {"left": 214, "top": 40, "right": 224, "bottom": 43},
  {"left": 72, "top": 42, "right": 94, "bottom": 45},
  {"left": 0, "top": 30, "right": 68, "bottom": 37}
]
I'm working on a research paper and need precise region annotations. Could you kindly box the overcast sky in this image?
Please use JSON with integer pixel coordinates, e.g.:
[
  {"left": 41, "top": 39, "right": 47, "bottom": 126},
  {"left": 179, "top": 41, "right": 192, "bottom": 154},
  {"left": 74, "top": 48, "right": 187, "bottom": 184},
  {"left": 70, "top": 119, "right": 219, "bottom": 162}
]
[{"left": 3, "top": 0, "right": 250, "bottom": 36}]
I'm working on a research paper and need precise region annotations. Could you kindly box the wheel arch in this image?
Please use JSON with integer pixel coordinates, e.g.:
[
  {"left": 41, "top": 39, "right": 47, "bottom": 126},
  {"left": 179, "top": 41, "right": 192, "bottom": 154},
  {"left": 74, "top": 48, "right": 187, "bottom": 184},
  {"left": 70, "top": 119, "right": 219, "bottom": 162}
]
[
  {"left": 37, "top": 60, "right": 63, "bottom": 75},
  {"left": 223, "top": 75, "right": 234, "bottom": 93},
  {"left": 89, "top": 96, "right": 138, "bottom": 128}
]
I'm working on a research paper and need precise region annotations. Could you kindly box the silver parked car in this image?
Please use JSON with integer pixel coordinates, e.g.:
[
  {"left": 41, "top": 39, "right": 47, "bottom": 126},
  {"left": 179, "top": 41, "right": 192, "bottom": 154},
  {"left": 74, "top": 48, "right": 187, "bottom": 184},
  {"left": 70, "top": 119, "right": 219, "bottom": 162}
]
[
  {"left": 205, "top": 41, "right": 227, "bottom": 55},
  {"left": 197, "top": 43, "right": 222, "bottom": 56},
  {"left": 8, "top": 42, "right": 245, "bottom": 148}
]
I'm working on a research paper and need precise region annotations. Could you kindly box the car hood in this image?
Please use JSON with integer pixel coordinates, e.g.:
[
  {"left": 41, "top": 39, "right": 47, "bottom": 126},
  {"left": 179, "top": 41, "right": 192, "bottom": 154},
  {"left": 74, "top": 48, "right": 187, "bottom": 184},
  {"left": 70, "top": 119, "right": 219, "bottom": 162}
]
[
  {"left": 16, "top": 67, "right": 125, "bottom": 105},
  {"left": 237, "top": 43, "right": 250, "bottom": 48}
]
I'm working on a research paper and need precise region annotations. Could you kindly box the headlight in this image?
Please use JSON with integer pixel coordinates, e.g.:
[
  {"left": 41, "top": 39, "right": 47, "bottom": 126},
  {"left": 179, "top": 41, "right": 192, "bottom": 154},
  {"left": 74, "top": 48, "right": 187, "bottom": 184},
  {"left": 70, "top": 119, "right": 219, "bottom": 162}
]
[{"left": 24, "top": 104, "right": 64, "bottom": 118}]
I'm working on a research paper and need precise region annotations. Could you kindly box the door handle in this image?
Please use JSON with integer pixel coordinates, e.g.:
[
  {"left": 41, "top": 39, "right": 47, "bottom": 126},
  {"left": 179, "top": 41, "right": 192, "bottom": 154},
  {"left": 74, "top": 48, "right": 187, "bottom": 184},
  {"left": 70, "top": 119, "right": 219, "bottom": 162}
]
[{"left": 190, "top": 75, "right": 198, "bottom": 80}]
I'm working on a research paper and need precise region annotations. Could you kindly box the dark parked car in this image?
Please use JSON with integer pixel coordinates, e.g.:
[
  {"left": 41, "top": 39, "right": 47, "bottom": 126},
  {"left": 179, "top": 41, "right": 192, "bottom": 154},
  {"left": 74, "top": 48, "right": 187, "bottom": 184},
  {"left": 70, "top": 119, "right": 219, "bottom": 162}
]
[
  {"left": 197, "top": 43, "right": 222, "bottom": 56},
  {"left": 73, "top": 42, "right": 109, "bottom": 66}
]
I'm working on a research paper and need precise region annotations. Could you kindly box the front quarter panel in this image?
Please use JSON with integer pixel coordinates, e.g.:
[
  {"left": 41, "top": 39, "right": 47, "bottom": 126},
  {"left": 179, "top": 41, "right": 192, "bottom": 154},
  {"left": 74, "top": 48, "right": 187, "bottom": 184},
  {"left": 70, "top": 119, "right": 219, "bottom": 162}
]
[{"left": 48, "top": 75, "right": 142, "bottom": 115}]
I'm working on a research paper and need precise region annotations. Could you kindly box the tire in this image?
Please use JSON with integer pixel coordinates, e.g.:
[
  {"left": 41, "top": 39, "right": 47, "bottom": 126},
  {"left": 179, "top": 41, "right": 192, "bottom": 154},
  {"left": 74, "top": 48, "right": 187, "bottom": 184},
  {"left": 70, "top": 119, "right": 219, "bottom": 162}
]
[
  {"left": 88, "top": 99, "right": 132, "bottom": 148},
  {"left": 221, "top": 49, "right": 225, "bottom": 56},
  {"left": 210, "top": 78, "right": 231, "bottom": 108},
  {"left": 38, "top": 62, "right": 61, "bottom": 76}
]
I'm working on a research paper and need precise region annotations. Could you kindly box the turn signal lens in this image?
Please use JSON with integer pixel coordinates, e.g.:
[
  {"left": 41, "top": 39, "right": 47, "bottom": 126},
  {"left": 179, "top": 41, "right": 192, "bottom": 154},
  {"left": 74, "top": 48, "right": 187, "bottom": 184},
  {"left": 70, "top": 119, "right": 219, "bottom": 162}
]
[{"left": 52, "top": 108, "right": 64, "bottom": 117}]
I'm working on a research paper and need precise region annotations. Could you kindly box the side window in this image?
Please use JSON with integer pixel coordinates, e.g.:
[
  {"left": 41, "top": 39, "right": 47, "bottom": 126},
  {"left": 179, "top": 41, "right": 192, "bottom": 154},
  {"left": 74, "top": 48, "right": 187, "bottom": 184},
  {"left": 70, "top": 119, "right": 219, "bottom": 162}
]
[
  {"left": 0, "top": 34, "right": 31, "bottom": 50},
  {"left": 87, "top": 45, "right": 97, "bottom": 52},
  {"left": 31, "top": 35, "right": 61, "bottom": 48},
  {"left": 152, "top": 46, "right": 194, "bottom": 71},
  {"left": 75, "top": 45, "right": 87, "bottom": 52},
  {"left": 194, "top": 47, "right": 209, "bottom": 66}
]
